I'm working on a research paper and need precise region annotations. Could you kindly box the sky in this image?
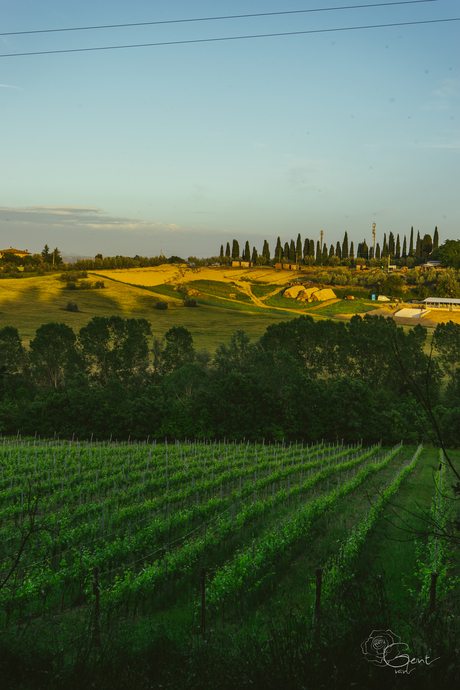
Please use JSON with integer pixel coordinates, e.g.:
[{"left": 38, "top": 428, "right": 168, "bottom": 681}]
[{"left": 0, "top": 0, "right": 458, "bottom": 259}]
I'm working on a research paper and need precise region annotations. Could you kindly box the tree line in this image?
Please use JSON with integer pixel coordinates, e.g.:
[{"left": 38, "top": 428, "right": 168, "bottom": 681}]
[
  {"left": 221, "top": 227, "right": 440, "bottom": 266},
  {"left": 1, "top": 315, "right": 459, "bottom": 445}
]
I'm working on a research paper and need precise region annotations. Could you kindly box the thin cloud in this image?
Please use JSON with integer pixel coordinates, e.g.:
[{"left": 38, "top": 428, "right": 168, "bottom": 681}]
[{"left": 0, "top": 83, "right": 22, "bottom": 90}]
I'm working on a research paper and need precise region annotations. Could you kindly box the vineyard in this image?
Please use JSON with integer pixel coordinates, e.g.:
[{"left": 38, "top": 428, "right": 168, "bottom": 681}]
[{"left": 1, "top": 437, "right": 459, "bottom": 688}]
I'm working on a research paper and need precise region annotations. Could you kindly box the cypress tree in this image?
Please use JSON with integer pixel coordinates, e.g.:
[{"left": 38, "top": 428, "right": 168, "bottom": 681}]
[
  {"left": 416, "top": 231, "right": 421, "bottom": 258},
  {"left": 329, "top": 244, "right": 335, "bottom": 259},
  {"left": 296, "top": 234, "right": 302, "bottom": 263},
  {"left": 275, "top": 237, "right": 282, "bottom": 262},
  {"left": 396, "top": 234, "right": 401, "bottom": 258},
  {"left": 388, "top": 232, "right": 395, "bottom": 256},
  {"left": 232, "top": 239, "right": 240, "bottom": 259},
  {"left": 251, "top": 246, "right": 258, "bottom": 264},
  {"left": 225, "top": 242, "right": 231, "bottom": 257},
  {"left": 309, "top": 239, "right": 315, "bottom": 257},
  {"left": 433, "top": 226, "right": 439, "bottom": 250},
  {"left": 336, "top": 241, "right": 342, "bottom": 260},
  {"left": 342, "top": 232, "right": 349, "bottom": 260},
  {"left": 244, "top": 241, "right": 251, "bottom": 261},
  {"left": 316, "top": 241, "right": 321, "bottom": 263},
  {"left": 220, "top": 245, "right": 224, "bottom": 258},
  {"left": 263, "top": 239, "right": 270, "bottom": 262},
  {"left": 376, "top": 243, "right": 381, "bottom": 260},
  {"left": 284, "top": 242, "right": 290, "bottom": 261},
  {"left": 382, "top": 234, "right": 388, "bottom": 257},
  {"left": 303, "top": 238, "right": 309, "bottom": 260},
  {"left": 322, "top": 243, "right": 328, "bottom": 264},
  {"left": 349, "top": 241, "right": 355, "bottom": 259},
  {"left": 422, "top": 234, "right": 432, "bottom": 259},
  {"left": 402, "top": 236, "right": 407, "bottom": 257},
  {"left": 409, "top": 227, "right": 414, "bottom": 255},
  {"left": 289, "top": 239, "right": 296, "bottom": 263}
]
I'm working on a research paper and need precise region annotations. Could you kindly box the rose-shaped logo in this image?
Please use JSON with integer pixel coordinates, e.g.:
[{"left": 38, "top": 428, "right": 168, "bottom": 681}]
[{"left": 361, "top": 629, "right": 400, "bottom": 666}]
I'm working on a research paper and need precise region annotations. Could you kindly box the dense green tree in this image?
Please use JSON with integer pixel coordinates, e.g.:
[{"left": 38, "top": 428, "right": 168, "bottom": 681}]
[
  {"left": 29, "top": 322, "right": 81, "bottom": 388},
  {"left": 436, "top": 271, "right": 460, "bottom": 298},
  {"left": 422, "top": 234, "right": 433, "bottom": 259},
  {"left": 342, "top": 232, "right": 349, "bottom": 260},
  {"left": 51, "top": 248, "right": 63, "bottom": 265},
  {"left": 0, "top": 326, "right": 25, "bottom": 375},
  {"left": 396, "top": 234, "right": 401, "bottom": 258},
  {"left": 231, "top": 239, "right": 240, "bottom": 259},
  {"left": 349, "top": 241, "right": 354, "bottom": 259},
  {"left": 289, "top": 239, "right": 296, "bottom": 263},
  {"left": 225, "top": 242, "right": 231, "bottom": 258},
  {"left": 433, "top": 239, "right": 460, "bottom": 269},
  {"left": 433, "top": 226, "right": 439, "bottom": 251},
  {"left": 416, "top": 231, "right": 421, "bottom": 258},
  {"left": 220, "top": 245, "right": 224, "bottom": 258},
  {"left": 375, "top": 243, "right": 381, "bottom": 260},
  {"left": 163, "top": 326, "right": 195, "bottom": 374},
  {"left": 379, "top": 273, "right": 405, "bottom": 298},
  {"left": 329, "top": 244, "right": 335, "bottom": 260},
  {"left": 336, "top": 241, "right": 341, "bottom": 260},
  {"left": 244, "top": 241, "right": 251, "bottom": 261},
  {"left": 433, "top": 321, "right": 460, "bottom": 390},
  {"left": 402, "top": 236, "right": 407, "bottom": 257},
  {"left": 309, "top": 239, "right": 315, "bottom": 257},
  {"left": 41, "top": 245, "right": 52, "bottom": 263},
  {"left": 213, "top": 329, "right": 258, "bottom": 376},
  {"left": 78, "top": 316, "right": 151, "bottom": 385},
  {"left": 283, "top": 242, "right": 290, "bottom": 261},
  {"left": 322, "top": 243, "right": 328, "bottom": 265},
  {"left": 251, "top": 246, "right": 258, "bottom": 264}
]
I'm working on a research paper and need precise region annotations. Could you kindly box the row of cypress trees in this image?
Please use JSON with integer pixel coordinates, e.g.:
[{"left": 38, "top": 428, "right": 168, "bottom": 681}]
[{"left": 219, "top": 227, "right": 439, "bottom": 264}]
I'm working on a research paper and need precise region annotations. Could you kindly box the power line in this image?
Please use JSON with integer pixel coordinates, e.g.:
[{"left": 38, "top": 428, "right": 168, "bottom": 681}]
[
  {"left": 0, "top": 1, "right": 439, "bottom": 37},
  {"left": 0, "top": 17, "right": 457, "bottom": 59}
]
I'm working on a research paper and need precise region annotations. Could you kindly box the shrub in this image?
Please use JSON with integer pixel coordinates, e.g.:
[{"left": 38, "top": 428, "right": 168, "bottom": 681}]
[
  {"left": 94, "top": 281, "right": 105, "bottom": 289},
  {"left": 79, "top": 280, "right": 93, "bottom": 289},
  {"left": 184, "top": 298, "right": 197, "bottom": 307},
  {"left": 66, "top": 281, "right": 77, "bottom": 290},
  {"left": 65, "top": 301, "right": 78, "bottom": 312},
  {"left": 155, "top": 301, "right": 168, "bottom": 310}
]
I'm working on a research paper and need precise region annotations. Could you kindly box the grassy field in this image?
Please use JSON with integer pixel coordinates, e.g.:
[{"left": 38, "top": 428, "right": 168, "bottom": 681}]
[
  {"left": 1, "top": 265, "right": 456, "bottom": 351},
  {"left": 0, "top": 273, "right": 304, "bottom": 351}
]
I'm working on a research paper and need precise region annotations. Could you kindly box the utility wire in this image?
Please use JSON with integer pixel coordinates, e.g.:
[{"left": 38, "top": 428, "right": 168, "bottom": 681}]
[
  {"left": 0, "top": 17, "right": 458, "bottom": 59},
  {"left": 0, "top": 1, "right": 439, "bottom": 37}
]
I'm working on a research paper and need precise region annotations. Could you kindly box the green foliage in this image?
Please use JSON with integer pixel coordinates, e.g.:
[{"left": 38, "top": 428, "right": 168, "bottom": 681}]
[{"left": 65, "top": 301, "right": 79, "bottom": 312}]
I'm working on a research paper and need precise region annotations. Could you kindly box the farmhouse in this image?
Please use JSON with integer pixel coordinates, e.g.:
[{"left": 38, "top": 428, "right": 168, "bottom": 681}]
[
  {"left": 232, "top": 260, "right": 253, "bottom": 268},
  {"left": 0, "top": 247, "right": 31, "bottom": 259}
]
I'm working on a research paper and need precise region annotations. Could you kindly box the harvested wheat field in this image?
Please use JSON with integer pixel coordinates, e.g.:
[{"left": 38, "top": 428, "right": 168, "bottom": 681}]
[{"left": 93, "top": 265, "right": 301, "bottom": 287}]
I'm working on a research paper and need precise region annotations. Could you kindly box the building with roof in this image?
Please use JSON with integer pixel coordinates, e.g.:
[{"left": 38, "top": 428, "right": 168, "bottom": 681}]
[{"left": 424, "top": 297, "right": 460, "bottom": 310}]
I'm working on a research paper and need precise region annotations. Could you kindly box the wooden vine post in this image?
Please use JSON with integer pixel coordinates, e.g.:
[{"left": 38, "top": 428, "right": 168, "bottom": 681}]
[
  {"left": 200, "top": 567, "right": 206, "bottom": 639},
  {"left": 92, "top": 565, "right": 101, "bottom": 648},
  {"left": 314, "top": 567, "right": 323, "bottom": 630}
]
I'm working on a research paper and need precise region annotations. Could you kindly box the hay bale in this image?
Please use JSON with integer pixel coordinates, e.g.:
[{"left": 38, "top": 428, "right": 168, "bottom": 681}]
[
  {"left": 284, "top": 285, "right": 306, "bottom": 299},
  {"left": 297, "top": 287, "right": 320, "bottom": 301},
  {"left": 310, "top": 288, "right": 336, "bottom": 302}
]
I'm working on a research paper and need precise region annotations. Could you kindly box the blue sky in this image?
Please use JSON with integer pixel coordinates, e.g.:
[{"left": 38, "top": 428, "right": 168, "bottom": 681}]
[{"left": 0, "top": 1, "right": 458, "bottom": 259}]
